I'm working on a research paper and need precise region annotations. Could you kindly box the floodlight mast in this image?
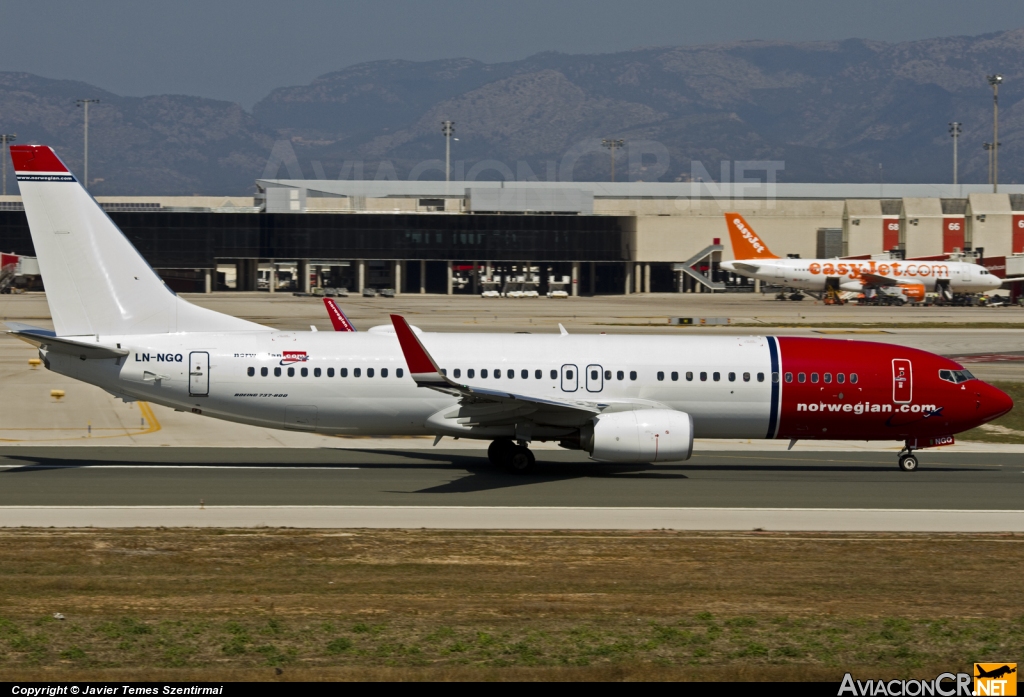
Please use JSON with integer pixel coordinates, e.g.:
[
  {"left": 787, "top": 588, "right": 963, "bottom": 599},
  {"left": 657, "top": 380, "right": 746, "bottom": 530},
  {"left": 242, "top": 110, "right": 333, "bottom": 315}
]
[
  {"left": 948, "top": 122, "right": 961, "bottom": 186},
  {"left": 602, "top": 139, "right": 625, "bottom": 182},
  {"left": 987, "top": 74, "right": 1002, "bottom": 193},
  {"left": 75, "top": 99, "right": 100, "bottom": 191},
  {"left": 0, "top": 134, "right": 15, "bottom": 196},
  {"left": 442, "top": 120, "right": 455, "bottom": 187}
]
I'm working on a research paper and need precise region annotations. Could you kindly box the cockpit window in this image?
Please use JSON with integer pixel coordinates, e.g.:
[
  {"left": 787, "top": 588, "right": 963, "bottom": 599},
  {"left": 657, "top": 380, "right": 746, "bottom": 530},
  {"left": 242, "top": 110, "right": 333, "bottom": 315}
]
[{"left": 939, "top": 369, "right": 975, "bottom": 384}]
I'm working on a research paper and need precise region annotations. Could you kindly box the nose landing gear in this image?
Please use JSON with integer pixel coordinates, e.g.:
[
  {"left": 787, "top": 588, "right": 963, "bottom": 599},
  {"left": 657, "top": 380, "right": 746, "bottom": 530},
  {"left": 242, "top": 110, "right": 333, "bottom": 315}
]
[
  {"left": 897, "top": 444, "right": 919, "bottom": 472},
  {"left": 488, "top": 439, "right": 537, "bottom": 474}
]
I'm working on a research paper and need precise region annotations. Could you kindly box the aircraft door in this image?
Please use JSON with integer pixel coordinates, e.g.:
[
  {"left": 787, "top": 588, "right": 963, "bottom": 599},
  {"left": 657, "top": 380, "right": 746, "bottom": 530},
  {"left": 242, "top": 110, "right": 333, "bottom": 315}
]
[
  {"left": 774, "top": 263, "right": 785, "bottom": 279},
  {"left": 892, "top": 359, "right": 912, "bottom": 404},
  {"left": 189, "top": 351, "right": 210, "bottom": 396},
  {"left": 586, "top": 364, "right": 603, "bottom": 392},
  {"left": 961, "top": 264, "right": 972, "bottom": 283},
  {"left": 561, "top": 364, "right": 578, "bottom": 392}
]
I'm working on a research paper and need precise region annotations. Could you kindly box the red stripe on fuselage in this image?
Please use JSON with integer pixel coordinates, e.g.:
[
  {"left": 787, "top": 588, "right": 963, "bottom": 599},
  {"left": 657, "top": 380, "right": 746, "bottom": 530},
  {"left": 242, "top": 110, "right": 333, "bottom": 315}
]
[{"left": 775, "top": 337, "right": 1010, "bottom": 441}]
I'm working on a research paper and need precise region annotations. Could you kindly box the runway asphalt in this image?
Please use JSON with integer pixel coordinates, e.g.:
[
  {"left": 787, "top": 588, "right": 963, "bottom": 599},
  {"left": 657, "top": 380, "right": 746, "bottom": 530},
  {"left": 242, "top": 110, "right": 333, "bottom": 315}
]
[{"left": 1, "top": 446, "right": 1021, "bottom": 510}]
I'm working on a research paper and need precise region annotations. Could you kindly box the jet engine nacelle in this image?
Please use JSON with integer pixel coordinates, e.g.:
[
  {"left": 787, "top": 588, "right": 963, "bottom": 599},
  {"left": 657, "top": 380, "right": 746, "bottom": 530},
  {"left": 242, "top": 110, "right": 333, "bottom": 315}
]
[
  {"left": 586, "top": 409, "right": 693, "bottom": 463},
  {"left": 899, "top": 282, "right": 925, "bottom": 302}
]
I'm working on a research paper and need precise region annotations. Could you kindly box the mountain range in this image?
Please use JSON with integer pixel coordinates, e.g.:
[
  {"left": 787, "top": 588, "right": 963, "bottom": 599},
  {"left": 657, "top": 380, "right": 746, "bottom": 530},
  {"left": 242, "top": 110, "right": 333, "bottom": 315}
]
[{"left": 3, "top": 28, "right": 1024, "bottom": 195}]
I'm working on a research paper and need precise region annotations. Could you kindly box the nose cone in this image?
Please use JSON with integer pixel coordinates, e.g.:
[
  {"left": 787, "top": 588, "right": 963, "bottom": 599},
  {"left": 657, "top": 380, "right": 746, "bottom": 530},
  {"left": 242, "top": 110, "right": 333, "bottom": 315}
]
[{"left": 979, "top": 382, "right": 1014, "bottom": 423}]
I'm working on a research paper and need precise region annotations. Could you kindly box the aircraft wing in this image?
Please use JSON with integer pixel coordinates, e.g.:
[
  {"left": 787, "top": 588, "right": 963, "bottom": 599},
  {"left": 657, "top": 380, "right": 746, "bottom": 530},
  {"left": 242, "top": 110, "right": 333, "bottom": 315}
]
[
  {"left": 859, "top": 272, "right": 901, "bottom": 287},
  {"left": 389, "top": 314, "right": 663, "bottom": 427},
  {"left": 5, "top": 322, "right": 129, "bottom": 359}
]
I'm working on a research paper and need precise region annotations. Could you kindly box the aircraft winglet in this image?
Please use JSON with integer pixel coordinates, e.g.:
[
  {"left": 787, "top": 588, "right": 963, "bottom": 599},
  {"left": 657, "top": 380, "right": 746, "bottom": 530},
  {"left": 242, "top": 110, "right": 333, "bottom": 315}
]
[
  {"left": 390, "top": 314, "right": 449, "bottom": 389},
  {"left": 323, "top": 298, "right": 356, "bottom": 331}
]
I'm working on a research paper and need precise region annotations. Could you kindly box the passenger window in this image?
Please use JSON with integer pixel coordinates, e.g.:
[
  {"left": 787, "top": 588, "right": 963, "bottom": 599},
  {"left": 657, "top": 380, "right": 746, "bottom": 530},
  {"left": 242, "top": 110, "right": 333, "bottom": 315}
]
[
  {"left": 700, "top": 372, "right": 707, "bottom": 382},
  {"left": 657, "top": 371, "right": 664, "bottom": 381},
  {"left": 507, "top": 369, "right": 514, "bottom": 379},
  {"left": 771, "top": 372, "right": 779, "bottom": 383},
  {"left": 482, "top": 369, "right": 488, "bottom": 378},
  {"left": 592, "top": 370, "right": 599, "bottom": 380},
  {"left": 535, "top": 370, "right": 542, "bottom": 379},
  {"left": 441, "top": 369, "right": 446, "bottom": 376},
  {"left": 468, "top": 369, "right": 475, "bottom": 378},
  {"left": 566, "top": 370, "right": 573, "bottom": 380},
  {"left": 785, "top": 372, "right": 792, "bottom": 382},
  {"left": 824, "top": 373, "right": 832, "bottom": 384},
  {"left": 851, "top": 373, "right": 858, "bottom": 384},
  {"left": 397, "top": 369, "right": 404, "bottom": 378},
  {"left": 327, "top": 368, "right": 334, "bottom": 377},
  {"left": 617, "top": 370, "right": 624, "bottom": 380},
  {"left": 367, "top": 368, "right": 375, "bottom": 378},
  {"left": 743, "top": 372, "right": 750, "bottom": 382},
  {"left": 340, "top": 368, "right": 348, "bottom": 378},
  {"left": 686, "top": 372, "right": 693, "bottom": 381},
  {"left": 494, "top": 369, "right": 501, "bottom": 379},
  {"left": 314, "top": 368, "right": 321, "bottom": 378},
  {"left": 728, "top": 372, "right": 736, "bottom": 382},
  {"left": 629, "top": 371, "right": 637, "bottom": 381},
  {"left": 247, "top": 367, "right": 255, "bottom": 377},
  {"left": 301, "top": 367, "right": 308, "bottom": 377},
  {"left": 671, "top": 371, "right": 678, "bottom": 381},
  {"left": 550, "top": 370, "right": 557, "bottom": 379},
  {"left": 811, "top": 373, "right": 819, "bottom": 383},
  {"left": 453, "top": 369, "right": 461, "bottom": 379},
  {"left": 798, "top": 372, "right": 806, "bottom": 383},
  {"left": 354, "top": 368, "right": 361, "bottom": 377},
  {"left": 713, "top": 372, "right": 720, "bottom": 382},
  {"left": 605, "top": 370, "right": 611, "bottom": 380},
  {"left": 381, "top": 368, "right": 388, "bottom": 378},
  {"left": 261, "top": 367, "right": 268, "bottom": 377},
  {"left": 522, "top": 369, "right": 528, "bottom": 379},
  {"left": 274, "top": 367, "right": 281, "bottom": 377},
  {"left": 837, "top": 373, "right": 845, "bottom": 384},
  {"left": 288, "top": 367, "right": 295, "bottom": 377}
]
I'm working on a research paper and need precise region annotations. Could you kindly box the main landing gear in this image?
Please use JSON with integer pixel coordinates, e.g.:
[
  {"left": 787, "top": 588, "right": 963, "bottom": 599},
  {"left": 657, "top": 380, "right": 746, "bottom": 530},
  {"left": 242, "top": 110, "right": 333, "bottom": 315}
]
[
  {"left": 488, "top": 438, "right": 537, "bottom": 474},
  {"left": 897, "top": 444, "right": 919, "bottom": 472}
]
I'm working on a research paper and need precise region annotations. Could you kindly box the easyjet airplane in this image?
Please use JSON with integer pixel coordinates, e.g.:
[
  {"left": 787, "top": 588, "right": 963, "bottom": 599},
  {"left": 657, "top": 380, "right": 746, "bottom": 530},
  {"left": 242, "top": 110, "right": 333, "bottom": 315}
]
[
  {"left": 719, "top": 213, "right": 1001, "bottom": 300},
  {"left": 4, "top": 146, "right": 1013, "bottom": 472}
]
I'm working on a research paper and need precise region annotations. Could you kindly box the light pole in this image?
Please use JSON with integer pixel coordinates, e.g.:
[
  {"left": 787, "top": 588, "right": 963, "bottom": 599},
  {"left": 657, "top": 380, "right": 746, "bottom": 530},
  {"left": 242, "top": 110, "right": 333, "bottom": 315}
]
[
  {"left": 75, "top": 99, "right": 100, "bottom": 190},
  {"left": 948, "top": 122, "right": 961, "bottom": 185},
  {"left": 442, "top": 120, "right": 454, "bottom": 185},
  {"left": 0, "top": 134, "right": 15, "bottom": 196},
  {"left": 983, "top": 142, "right": 998, "bottom": 186},
  {"left": 987, "top": 74, "right": 1002, "bottom": 193},
  {"left": 602, "top": 139, "right": 624, "bottom": 182}
]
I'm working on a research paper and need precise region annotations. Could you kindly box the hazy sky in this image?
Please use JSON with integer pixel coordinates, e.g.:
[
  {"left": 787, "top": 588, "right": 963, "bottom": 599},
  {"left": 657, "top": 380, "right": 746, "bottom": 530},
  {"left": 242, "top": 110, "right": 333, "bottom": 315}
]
[{"left": 3, "top": 0, "right": 1024, "bottom": 108}]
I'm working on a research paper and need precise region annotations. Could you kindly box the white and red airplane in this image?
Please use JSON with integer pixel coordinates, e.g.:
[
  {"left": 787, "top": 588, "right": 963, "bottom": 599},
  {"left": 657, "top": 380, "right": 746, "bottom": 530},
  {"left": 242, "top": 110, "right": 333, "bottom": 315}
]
[
  {"left": 719, "top": 213, "right": 1002, "bottom": 301},
  {"left": 4, "top": 146, "right": 1013, "bottom": 472}
]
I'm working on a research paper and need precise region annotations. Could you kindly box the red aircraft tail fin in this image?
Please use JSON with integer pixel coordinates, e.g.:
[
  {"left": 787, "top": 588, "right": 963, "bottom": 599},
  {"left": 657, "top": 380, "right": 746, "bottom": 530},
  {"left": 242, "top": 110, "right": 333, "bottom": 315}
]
[{"left": 323, "top": 298, "right": 356, "bottom": 331}]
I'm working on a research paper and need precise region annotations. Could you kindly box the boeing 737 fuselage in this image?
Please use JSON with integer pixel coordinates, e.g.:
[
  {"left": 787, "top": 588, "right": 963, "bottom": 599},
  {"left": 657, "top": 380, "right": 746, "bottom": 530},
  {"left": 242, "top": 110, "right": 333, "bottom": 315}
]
[{"left": 5, "top": 146, "right": 1013, "bottom": 473}]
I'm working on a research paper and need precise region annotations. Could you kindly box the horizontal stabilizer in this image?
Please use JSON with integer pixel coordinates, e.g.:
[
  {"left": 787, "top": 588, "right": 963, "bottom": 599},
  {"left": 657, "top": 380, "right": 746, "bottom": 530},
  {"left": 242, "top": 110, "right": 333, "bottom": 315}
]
[{"left": 8, "top": 327, "right": 129, "bottom": 359}]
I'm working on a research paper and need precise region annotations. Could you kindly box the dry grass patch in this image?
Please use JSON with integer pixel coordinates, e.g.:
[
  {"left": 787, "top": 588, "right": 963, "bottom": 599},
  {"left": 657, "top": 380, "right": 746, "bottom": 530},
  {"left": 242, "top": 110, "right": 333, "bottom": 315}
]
[{"left": 0, "top": 530, "right": 1021, "bottom": 680}]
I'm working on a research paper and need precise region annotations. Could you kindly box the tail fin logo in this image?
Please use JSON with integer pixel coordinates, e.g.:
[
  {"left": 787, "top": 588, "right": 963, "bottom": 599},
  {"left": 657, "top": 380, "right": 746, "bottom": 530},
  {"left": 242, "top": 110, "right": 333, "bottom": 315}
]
[{"left": 725, "top": 213, "right": 778, "bottom": 259}]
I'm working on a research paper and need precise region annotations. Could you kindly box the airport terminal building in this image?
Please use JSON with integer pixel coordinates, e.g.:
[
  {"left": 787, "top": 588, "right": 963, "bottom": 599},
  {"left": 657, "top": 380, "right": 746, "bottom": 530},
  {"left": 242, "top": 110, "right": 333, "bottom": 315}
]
[{"left": 3, "top": 179, "right": 1024, "bottom": 295}]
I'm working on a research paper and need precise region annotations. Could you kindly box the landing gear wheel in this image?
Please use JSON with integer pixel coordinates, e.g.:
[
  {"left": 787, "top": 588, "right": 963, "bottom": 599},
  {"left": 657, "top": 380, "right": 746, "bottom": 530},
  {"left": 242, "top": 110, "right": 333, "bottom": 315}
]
[
  {"left": 488, "top": 439, "right": 514, "bottom": 466},
  {"left": 898, "top": 454, "right": 919, "bottom": 472},
  {"left": 506, "top": 445, "right": 537, "bottom": 474}
]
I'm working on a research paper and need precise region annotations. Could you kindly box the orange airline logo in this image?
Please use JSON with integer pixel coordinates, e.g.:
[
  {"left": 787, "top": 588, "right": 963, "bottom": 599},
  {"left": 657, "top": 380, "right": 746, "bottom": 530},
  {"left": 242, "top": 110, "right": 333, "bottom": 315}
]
[
  {"left": 807, "top": 260, "right": 950, "bottom": 280},
  {"left": 725, "top": 213, "right": 778, "bottom": 259}
]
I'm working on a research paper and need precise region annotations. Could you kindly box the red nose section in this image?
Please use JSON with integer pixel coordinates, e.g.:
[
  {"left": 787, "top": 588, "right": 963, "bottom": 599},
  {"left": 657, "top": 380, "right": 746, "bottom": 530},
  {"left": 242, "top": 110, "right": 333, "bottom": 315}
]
[{"left": 980, "top": 382, "right": 1014, "bottom": 422}]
